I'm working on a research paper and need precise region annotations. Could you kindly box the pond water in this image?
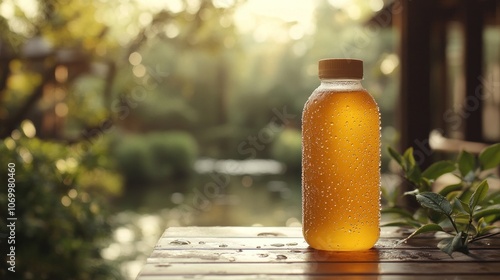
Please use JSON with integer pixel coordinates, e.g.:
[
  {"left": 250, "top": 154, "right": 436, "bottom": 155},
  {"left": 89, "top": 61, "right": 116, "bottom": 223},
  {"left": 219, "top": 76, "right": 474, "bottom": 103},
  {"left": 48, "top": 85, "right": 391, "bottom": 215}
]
[{"left": 107, "top": 159, "right": 302, "bottom": 278}]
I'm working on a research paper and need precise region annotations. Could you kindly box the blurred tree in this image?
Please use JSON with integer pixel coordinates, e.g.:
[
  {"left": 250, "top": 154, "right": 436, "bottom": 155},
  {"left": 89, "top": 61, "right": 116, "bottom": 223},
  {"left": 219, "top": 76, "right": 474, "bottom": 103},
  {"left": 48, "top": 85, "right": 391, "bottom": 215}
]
[{"left": 0, "top": 0, "right": 243, "bottom": 278}]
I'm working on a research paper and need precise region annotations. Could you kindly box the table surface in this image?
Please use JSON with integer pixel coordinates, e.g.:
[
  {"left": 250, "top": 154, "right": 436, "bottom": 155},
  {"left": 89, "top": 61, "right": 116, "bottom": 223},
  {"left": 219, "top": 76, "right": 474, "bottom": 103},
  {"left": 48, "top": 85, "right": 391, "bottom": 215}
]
[{"left": 136, "top": 226, "right": 500, "bottom": 279}]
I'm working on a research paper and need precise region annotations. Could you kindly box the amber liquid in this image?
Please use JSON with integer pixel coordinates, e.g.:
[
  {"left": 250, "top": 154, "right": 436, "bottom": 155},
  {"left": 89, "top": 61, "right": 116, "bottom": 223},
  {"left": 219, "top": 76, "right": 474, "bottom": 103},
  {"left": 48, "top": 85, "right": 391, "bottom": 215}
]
[{"left": 302, "top": 87, "right": 380, "bottom": 251}]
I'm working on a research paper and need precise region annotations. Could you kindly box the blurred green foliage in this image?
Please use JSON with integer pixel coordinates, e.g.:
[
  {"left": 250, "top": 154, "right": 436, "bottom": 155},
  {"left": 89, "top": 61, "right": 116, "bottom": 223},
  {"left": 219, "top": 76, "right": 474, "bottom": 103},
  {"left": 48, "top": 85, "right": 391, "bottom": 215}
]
[
  {"left": 271, "top": 128, "right": 302, "bottom": 173},
  {"left": 113, "top": 131, "right": 198, "bottom": 186},
  {"left": 0, "top": 133, "right": 123, "bottom": 279}
]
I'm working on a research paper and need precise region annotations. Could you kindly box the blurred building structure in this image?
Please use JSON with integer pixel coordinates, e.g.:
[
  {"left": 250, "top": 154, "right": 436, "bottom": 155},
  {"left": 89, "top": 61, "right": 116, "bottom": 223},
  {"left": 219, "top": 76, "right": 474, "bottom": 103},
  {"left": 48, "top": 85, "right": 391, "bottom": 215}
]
[{"left": 372, "top": 0, "right": 500, "bottom": 167}]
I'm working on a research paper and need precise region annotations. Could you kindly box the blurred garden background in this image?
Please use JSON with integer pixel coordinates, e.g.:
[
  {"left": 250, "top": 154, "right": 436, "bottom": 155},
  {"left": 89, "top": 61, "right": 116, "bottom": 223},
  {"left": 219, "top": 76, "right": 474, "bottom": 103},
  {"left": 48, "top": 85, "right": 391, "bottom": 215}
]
[{"left": 0, "top": 0, "right": 499, "bottom": 279}]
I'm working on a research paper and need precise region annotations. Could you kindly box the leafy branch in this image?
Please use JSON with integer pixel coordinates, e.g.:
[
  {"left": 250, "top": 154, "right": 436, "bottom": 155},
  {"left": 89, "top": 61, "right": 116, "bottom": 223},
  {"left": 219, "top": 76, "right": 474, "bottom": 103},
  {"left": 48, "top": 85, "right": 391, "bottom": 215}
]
[{"left": 383, "top": 143, "right": 500, "bottom": 256}]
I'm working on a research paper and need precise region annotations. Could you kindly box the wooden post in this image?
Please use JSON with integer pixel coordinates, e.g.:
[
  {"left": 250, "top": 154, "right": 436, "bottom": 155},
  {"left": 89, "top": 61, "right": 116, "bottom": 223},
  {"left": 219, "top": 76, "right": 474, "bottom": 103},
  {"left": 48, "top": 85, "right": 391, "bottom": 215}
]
[
  {"left": 398, "top": 0, "right": 433, "bottom": 168},
  {"left": 462, "top": 0, "right": 484, "bottom": 142}
]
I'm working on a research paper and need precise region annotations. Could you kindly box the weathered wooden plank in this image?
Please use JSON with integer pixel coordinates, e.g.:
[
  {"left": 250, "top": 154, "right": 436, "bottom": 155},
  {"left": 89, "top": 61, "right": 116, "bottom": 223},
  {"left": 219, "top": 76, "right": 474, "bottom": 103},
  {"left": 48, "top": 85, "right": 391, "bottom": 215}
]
[
  {"left": 146, "top": 248, "right": 500, "bottom": 263},
  {"left": 156, "top": 237, "right": 309, "bottom": 250},
  {"left": 139, "top": 262, "right": 500, "bottom": 276},
  {"left": 156, "top": 236, "right": 500, "bottom": 250},
  {"left": 138, "top": 276, "right": 500, "bottom": 280}
]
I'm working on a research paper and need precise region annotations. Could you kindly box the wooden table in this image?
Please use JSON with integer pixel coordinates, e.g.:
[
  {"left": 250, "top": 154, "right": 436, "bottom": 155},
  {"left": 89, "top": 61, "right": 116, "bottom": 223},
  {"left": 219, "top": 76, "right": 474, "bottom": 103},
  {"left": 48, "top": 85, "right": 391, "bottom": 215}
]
[{"left": 136, "top": 226, "right": 500, "bottom": 279}]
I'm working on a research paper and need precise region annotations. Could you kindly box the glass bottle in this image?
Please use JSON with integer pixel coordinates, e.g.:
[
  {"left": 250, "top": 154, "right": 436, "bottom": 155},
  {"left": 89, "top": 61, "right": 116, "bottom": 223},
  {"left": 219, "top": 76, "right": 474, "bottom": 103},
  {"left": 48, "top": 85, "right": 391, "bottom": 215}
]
[{"left": 302, "top": 58, "right": 380, "bottom": 251}]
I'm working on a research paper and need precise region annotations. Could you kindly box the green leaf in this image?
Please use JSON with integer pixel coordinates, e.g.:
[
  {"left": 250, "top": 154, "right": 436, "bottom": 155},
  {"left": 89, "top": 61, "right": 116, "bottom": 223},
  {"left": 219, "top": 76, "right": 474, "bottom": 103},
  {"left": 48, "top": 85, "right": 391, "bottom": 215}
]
[
  {"left": 407, "top": 165, "right": 422, "bottom": 185},
  {"left": 401, "top": 148, "right": 423, "bottom": 184},
  {"left": 453, "top": 198, "right": 471, "bottom": 215},
  {"left": 414, "top": 223, "right": 444, "bottom": 235},
  {"left": 388, "top": 147, "right": 405, "bottom": 168},
  {"left": 422, "top": 161, "right": 455, "bottom": 180},
  {"left": 479, "top": 143, "right": 500, "bottom": 170},
  {"left": 437, "top": 231, "right": 469, "bottom": 256},
  {"left": 403, "top": 189, "right": 419, "bottom": 196},
  {"left": 469, "top": 180, "right": 489, "bottom": 211},
  {"left": 403, "top": 147, "right": 415, "bottom": 167},
  {"left": 439, "top": 184, "right": 462, "bottom": 197},
  {"left": 381, "top": 221, "right": 421, "bottom": 228},
  {"left": 416, "top": 192, "right": 453, "bottom": 216},
  {"left": 478, "top": 225, "right": 499, "bottom": 236},
  {"left": 473, "top": 204, "right": 500, "bottom": 220},
  {"left": 437, "top": 238, "right": 453, "bottom": 255},
  {"left": 484, "top": 191, "right": 500, "bottom": 205},
  {"left": 381, "top": 186, "right": 400, "bottom": 206},
  {"left": 457, "top": 150, "right": 476, "bottom": 177},
  {"left": 400, "top": 224, "right": 445, "bottom": 243},
  {"left": 420, "top": 178, "right": 432, "bottom": 189},
  {"left": 475, "top": 217, "right": 497, "bottom": 237},
  {"left": 458, "top": 189, "right": 474, "bottom": 204},
  {"left": 453, "top": 213, "right": 470, "bottom": 224}
]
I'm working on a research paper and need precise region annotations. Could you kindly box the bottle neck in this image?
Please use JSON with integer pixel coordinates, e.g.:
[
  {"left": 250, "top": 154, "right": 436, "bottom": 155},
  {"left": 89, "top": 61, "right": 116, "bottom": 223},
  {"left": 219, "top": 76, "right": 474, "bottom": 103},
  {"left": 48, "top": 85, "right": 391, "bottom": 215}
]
[
  {"left": 319, "top": 79, "right": 364, "bottom": 91},
  {"left": 320, "top": 78, "right": 362, "bottom": 83}
]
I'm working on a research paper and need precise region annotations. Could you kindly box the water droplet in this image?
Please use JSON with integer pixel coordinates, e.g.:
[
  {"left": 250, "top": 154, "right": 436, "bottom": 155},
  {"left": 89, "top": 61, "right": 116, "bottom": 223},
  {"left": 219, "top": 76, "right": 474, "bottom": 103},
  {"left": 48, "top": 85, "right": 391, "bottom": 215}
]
[
  {"left": 169, "top": 239, "right": 190, "bottom": 245},
  {"left": 258, "top": 232, "right": 281, "bottom": 237},
  {"left": 276, "top": 255, "right": 288, "bottom": 260}
]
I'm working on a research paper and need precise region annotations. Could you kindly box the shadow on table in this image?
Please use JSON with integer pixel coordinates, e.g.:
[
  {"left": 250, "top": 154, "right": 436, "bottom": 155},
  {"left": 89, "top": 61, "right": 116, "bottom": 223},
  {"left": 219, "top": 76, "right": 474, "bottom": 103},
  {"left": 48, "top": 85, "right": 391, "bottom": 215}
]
[{"left": 305, "top": 248, "right": 381, "bottom": 279}]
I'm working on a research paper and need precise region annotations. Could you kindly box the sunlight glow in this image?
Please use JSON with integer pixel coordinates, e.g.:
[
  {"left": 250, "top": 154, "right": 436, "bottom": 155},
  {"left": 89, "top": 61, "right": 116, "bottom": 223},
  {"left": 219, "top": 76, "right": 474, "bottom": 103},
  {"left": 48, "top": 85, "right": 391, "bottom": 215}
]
[
  {"left": 102, "top": 243, "right": 121, "bottom": 260},
  {"left": 55, "top": 66, "right": 68, "bottom": 83},
  {"left": 4, "top": 138, "right": 16, "bottom": 150},
  {"left": 380, "top": 54, "right": 399, "bottom": 75},
  {"left": 68, "top": 189, "right": 78, "bottom": 199},
  {"left": 233, "top": 0, "right": 316, "bottom": 42},
  {"left": 115, "top": 227, "right": 135, "bottom": 243},
  {"left": 213, "top": 0, "right": 235, "bottom": 9},
  {"left": 19, "top": 147, "right": 32, "bottom": 164},
  {"left": 0, "top": 1, "right": 14, "bottom": 19},
  {"left": 133, "top": 64, "right": 146, "bottom": 78},
  {"left": 55, "top": 102, "right": 69, "bottom": 117},
  {"left": 138, "top": 12, "right": 153, "bottom": 27},
  {"left": 0, "top": 0, "right": 38, "bottom": 19},
  {"left": 11, "top": 129, "right": 21, "bottom": 140},
  {"left": 164, "top": 0, "right": 184, "bottom": 13},
  {"left": 345, "top": 4, "right": 361, "bottom": 20},
  {"left": 21, "top": 120, "right": 36, "bottom": 138},
  {"left": 129, "top": 52, "right": 142, "bottom": 66},
  {"left": 141, "top": 0, "right": 217, "bottom": 14},
  {"left": 164, "top": 23, "right": 180, "bottom": 39},
  {"left": 328, "top": 0, "right": 350, "bottom": 9},
  {"left": 369, "top": 0, "right": 384, "bottom": 12},
  {"left": 61, "top": 196, "right": 71, "bottom": 207}
]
